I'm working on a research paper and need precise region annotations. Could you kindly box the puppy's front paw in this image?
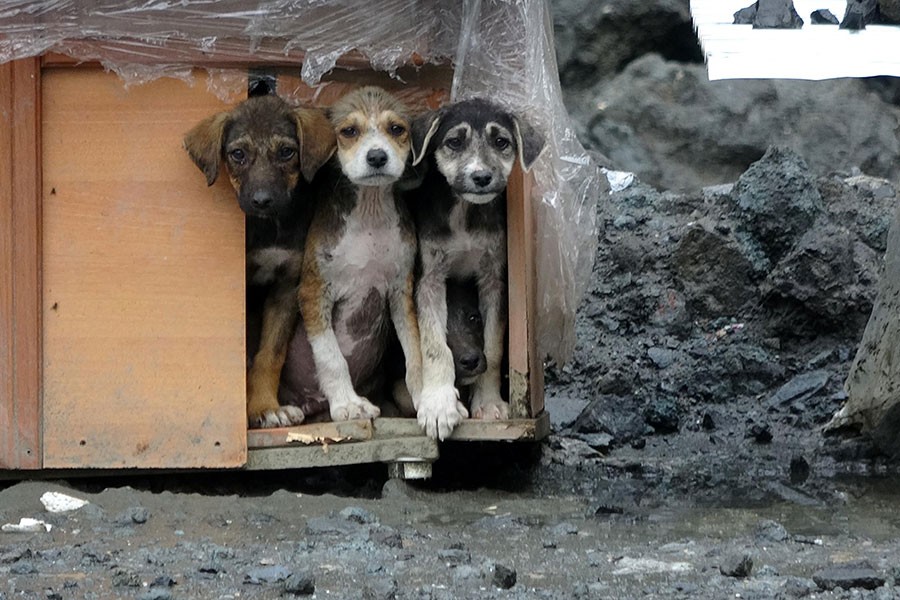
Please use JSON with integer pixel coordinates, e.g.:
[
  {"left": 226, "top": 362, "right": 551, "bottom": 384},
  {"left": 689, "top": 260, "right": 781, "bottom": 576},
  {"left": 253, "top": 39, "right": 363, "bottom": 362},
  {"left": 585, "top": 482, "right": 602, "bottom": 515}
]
[
  {"left": 249, "top": 405, "right": 307, "bottom": 429},
  {"left": 417, "top": 385, "right": 468, "bottom": 440},
  {"left": 470, "top": 389, "right": 509, "bottom": 421},
  {"left": 330, "top": 393, "right": 381, "bottom": 422}
]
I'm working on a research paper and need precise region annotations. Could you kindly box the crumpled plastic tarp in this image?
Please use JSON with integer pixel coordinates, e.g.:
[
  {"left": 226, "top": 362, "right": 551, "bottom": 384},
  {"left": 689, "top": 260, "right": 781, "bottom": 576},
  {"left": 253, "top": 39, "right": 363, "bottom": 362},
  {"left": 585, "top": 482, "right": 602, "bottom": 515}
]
[{"left": 0, "top": 0, "right": 601, "bottom": 365}]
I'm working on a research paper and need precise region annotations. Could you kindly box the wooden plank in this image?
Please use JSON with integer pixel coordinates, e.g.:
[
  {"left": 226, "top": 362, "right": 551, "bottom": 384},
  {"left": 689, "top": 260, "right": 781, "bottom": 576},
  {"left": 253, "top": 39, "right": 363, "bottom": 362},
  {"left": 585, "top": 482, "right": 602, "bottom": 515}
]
[
  {"left": 41, "top": 67, "right": 247, "bottom": 469},
  {"left": 0, "top": 58, "right": 42, "bottom": 470},
  {"left": 246, "top": 436, "right": 439, "bottom": 470},
  {"left": 247, "top": 420, "right": 373, "bottom": 449},
  {"left": 373, "top": 415, "right": 550, "bottom": 442},
  {"left": 506, "top": 164, "right": 544, "bottom": 418}
]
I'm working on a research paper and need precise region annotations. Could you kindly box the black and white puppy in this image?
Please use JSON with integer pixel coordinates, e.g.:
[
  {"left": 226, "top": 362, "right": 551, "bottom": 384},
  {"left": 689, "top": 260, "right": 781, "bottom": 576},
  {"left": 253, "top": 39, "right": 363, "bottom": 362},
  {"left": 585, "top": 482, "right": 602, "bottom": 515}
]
[{"left": 410, "top": 98, "right": 544, "bottom": 440}]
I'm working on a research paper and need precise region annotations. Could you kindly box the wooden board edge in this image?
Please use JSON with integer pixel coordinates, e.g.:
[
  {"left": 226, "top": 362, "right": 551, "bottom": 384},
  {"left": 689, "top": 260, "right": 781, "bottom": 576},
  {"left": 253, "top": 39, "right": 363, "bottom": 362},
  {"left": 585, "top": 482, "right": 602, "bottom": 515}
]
[
  {"left": 0, "top": 57, "right": 42, "bottom": 470},
  {"left": 245, "top": 437, "right": 439, "bottom": 471}
]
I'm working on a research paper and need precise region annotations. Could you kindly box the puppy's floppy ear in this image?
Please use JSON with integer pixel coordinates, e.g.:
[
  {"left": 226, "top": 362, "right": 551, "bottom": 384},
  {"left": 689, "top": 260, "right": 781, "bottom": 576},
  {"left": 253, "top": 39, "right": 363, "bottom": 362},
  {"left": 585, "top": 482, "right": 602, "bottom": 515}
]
[
  {"left": 512, "top": 115, "right": 546, "bottom": 173},
  {"left": 410, "top": 110, "right": 443, "bottom": 166},
  {"left": 293, "top": 107, "right": 337, "bottom": 183},
  {"left": 183, "top": 111, "right": 231, "bottom": 186}
]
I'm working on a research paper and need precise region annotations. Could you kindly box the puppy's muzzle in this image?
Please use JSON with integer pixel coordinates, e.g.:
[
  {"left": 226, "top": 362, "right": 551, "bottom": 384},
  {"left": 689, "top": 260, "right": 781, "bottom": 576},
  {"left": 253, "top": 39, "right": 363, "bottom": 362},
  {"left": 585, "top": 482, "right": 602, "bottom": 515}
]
[
  {"left": 366, "top": 148, "right": 389, "bottom": 169},
  {"left": 470, "top": 170, "right": 493, "bottom": 188},
  {"left": 251, "top": 190, "right": 273, "bottom": 211}
]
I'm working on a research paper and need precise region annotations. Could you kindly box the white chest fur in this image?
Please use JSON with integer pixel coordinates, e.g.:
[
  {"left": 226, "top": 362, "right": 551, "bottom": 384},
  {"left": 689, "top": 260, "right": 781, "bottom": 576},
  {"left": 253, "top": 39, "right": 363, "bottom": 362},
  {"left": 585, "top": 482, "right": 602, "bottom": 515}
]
[{"left": 324, "top": 186, "right": 412, "bottom": 298}]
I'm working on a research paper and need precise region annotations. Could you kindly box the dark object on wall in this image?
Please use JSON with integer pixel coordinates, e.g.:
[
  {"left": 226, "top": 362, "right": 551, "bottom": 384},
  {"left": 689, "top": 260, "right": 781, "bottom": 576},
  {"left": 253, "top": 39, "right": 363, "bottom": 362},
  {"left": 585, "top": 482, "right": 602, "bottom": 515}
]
[
  {"left": 840, "top": 0, "right": 880, "bottom": 29},
  {"left": 810, "top": 9, "right": 840, "bottom": 24},
  {"left": 733, "top": 0, "right": 805, "bottom": 28}
]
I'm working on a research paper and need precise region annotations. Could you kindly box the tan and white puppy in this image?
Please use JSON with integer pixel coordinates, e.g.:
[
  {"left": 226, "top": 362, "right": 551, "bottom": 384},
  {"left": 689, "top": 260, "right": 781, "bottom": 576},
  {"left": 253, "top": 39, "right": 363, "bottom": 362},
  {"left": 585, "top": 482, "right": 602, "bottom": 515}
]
[
  {"left": 294, "top": 86, "right": 422, "bottom": 422},
  {"left": 409, "top": 98, "right": 544, "bottom": 440}
]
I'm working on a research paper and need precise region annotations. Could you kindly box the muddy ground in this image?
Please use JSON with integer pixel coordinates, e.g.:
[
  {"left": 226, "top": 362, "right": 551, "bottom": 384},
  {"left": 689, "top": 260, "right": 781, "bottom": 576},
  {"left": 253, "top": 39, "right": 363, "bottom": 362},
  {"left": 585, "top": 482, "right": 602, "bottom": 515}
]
[{"left": 6, "top": 1, "right": 900, "bottom": 598}]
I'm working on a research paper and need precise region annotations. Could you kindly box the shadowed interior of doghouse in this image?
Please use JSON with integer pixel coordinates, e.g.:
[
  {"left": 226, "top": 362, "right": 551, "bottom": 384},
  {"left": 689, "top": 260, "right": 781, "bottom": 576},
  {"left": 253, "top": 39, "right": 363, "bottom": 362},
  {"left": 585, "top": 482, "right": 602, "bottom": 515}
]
[{"left": 39, "top": 61, "right": 542, "bottom": 469}]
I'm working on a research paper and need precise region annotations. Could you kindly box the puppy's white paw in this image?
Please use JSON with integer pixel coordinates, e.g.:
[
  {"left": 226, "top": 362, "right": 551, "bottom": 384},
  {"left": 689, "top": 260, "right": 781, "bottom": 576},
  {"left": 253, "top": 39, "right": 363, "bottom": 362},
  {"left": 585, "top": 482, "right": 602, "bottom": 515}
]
[
  {"left": 470, "top": 390, "right": 509, "bottom": 421},
  {"left": 417, "top": 385, "right": 468, "bottom": 440},
  {"left": 330, "top": 393, "right": 381, "bottom": 422},
  {"left": 250, "top": 405, "right": 306, "bottom": 429}
]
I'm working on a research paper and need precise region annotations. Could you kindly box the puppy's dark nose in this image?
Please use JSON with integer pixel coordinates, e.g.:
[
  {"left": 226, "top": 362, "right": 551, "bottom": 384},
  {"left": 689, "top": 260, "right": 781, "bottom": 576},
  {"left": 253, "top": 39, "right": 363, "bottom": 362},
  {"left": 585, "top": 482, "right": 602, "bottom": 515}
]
[
  {"left": 471, "top": 170, "right": 493, "bottom": 188},
  {"left": 251, "top": 191, "right": 272, "bottom": 210},
  {"left": 459, "top": 353, "right": 483, "bottom": 372},
  {"left": 366, "top": 148, "right": 388, "bottom": 168}
]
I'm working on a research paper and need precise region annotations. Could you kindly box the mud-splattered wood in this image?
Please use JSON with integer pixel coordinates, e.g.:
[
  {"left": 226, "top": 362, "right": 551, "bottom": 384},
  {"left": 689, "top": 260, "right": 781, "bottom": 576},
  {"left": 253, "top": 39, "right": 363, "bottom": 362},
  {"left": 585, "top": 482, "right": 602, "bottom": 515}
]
[
  {"left": 245, "top": 436, "right": 439, "bottom": 470},
  {"left": 247, "top": 420, "right": 374, "bottom": 449},
  {"left": 41, "top": 68, "right": 246, "bottom": 469},
  {"left": 506, "top": 164, "right": 544, "bottom": 419}
]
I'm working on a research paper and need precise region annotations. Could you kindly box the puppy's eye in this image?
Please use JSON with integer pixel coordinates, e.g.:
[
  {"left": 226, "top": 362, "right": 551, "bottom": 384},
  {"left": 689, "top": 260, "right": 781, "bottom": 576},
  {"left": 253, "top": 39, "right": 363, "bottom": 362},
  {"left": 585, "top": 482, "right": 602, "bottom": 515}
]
[
  {"left": 340, "top": 126, "right": 359, "bottom": 139},
  {"left": 389, "top": 124, "right": 406, "bottom": 137},
  {"left": 229, "top": 148, "right": 246, "bottom": 163},
  {"left": 494, "top": 137, "right": 511, "bottom": 150},
  {"left": 278, "top": 147, "right": 296, "bottom": 160},
  {"left": 468, "top": 313, "right": 482, "bottom": 325},
  {"left": 445, "top": 137, "right": 463, "bottom": 151}
]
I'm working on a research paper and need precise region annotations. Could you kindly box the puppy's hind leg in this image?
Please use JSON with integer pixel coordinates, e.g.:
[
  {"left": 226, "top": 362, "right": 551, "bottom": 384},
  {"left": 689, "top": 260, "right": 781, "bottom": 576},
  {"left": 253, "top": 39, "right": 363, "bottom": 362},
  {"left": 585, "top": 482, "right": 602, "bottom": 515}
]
[
  {"left": 470, "top": 267, "right": 509, "bottom": 421},
  {"left": 300, "top": 261, "right": 380, "bottom": 422},
  {"left": 390, "top": 272, "right": 423, "bottom": 410},
  {"left": 247, "top": 282, "right": 306, "bottom": 429}
]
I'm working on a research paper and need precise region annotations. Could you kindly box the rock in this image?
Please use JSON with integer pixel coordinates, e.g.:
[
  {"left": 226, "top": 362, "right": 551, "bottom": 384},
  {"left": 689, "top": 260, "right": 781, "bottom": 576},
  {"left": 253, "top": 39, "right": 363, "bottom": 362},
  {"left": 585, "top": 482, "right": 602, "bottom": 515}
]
[
  {"left": 783, "top": 577, "right": 817, "bottom": 597},
  {"left": 719, "top": 552, "right": 753, "bottom": 577},
  {"left": 672, "top": 223, "right": 757, "bottom": 316},
  {"left": 115, "top": 506, "right": 149, "bottom": 525},
  {"left": 438, "top": 548, "right": 471, "bottom": 566},
  {"left": 732, "top": 146, "right": 823, "bottom": 263},
  {"left": 284, "top": 571, "right": 316, "bottom": 596},
  {"left": 748, "top": 423, "right": 773, "bottom": 444},
  {"left": 569, "top": 395, "right": 647, "bottom": 445},
  {"left": 10, "top": 561, "right": 37, "bottom": 574},
  {"left": 840, "top": 0, "right": 879, "bottom": 29},
  {"left": 810, "top": 9, "right": 839, "bottom": 24},
  {"left": 339, "top": 506, "right": 377, "bottom": 525},
  {"left": 643, "top": 399, "right": 680, "bottom": 433},
  {"left": 768, "top": 371, "right": 831, "bottom": 407},
  {"left": 812, "top": 564, "right": 885, "bottom": 590},
  {"left": 552, "top": 0, "right": 700, "bottom": 90},
  {"left": 734, "top": 0, "right": 804, "bottom": 28},
  {"left": 647, "top": 346, "right": 677, "bottom": 369},
  {"left": 363, "top": 578, "right": 398, "bottom": 600},
  {"left": 583, "top": 55, "right": 900, "bottom": 191},
  {"left": 244, "top": 565, "right": 291, "bottom": 584},
  {"left": 491, "top": 563, "right": 517, "bottom": 589},
  {"left": 754, "top": 519, "right": 789, "bottom": 543},
  {"left": 762, "top": 223, "right": 879, "bottom": 335},
  {"left": 546, "top": 392, "right": 591, "bottom": 431},
  {"left": 111, "top": 568, "right": 141, "bottom": 587},
  {"left": 789, "top": 455, "right": 810, "bottom": 484}
]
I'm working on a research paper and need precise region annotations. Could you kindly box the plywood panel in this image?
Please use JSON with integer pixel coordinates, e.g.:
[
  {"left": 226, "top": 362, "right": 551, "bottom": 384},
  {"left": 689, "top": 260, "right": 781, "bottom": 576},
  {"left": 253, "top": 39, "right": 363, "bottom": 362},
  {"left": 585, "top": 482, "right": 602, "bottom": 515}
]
[
  {"left": 0, "top": 58, "right": 42, "bottom": 470},
  {"left": 41, "top": 68, "right": 246, "bottom": 469}
]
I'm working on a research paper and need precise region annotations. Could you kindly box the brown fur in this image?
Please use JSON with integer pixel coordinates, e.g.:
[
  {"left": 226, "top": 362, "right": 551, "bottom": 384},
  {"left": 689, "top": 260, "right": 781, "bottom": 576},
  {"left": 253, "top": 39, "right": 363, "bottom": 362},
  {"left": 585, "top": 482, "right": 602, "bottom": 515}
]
[{"left": 183, "top": 94, "right": 336, "bottom": 428}]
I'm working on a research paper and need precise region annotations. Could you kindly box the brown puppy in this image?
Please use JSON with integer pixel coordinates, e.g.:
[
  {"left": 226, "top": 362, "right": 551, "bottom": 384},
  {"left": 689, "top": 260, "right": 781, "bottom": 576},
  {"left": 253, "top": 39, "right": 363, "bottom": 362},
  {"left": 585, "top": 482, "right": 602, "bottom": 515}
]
[
  {"left": 183, "top": 94, "right": 335, "bottom": 428},
  {"left": 288, "top": 86, "right": 422, "bottom": 422}
]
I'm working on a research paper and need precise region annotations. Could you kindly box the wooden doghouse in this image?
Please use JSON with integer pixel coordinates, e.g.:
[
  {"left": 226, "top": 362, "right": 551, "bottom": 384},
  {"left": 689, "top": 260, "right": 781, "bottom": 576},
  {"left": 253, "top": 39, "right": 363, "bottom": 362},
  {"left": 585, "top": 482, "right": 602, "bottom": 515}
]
[{"left": 0, "top": 38, "right": 549, "bottom": 478}]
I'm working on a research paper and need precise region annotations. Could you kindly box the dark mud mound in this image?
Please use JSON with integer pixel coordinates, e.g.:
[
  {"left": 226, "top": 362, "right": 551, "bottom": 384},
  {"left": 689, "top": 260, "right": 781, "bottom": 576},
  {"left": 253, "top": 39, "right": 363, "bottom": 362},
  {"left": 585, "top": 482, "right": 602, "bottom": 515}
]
[{"left": 544, "top": 145, "right": 896, "bottom": 505}]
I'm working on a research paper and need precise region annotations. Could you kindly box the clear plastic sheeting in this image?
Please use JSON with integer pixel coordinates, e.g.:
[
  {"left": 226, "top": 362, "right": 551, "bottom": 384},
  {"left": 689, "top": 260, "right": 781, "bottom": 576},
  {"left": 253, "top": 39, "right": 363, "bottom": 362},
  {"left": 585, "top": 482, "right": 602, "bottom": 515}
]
[{"left": 0, "top": 0, "right": 601, "bottom": 365}]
